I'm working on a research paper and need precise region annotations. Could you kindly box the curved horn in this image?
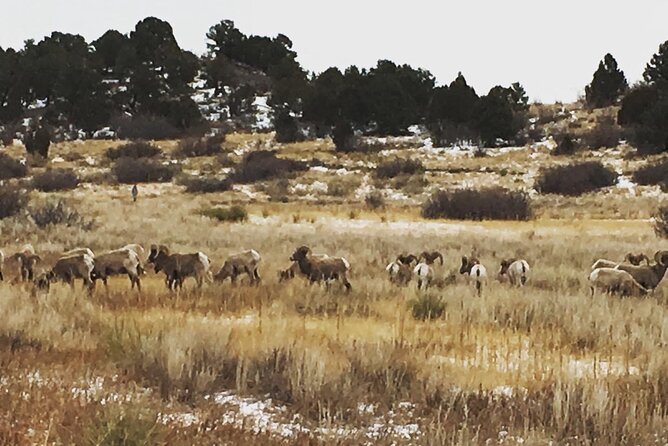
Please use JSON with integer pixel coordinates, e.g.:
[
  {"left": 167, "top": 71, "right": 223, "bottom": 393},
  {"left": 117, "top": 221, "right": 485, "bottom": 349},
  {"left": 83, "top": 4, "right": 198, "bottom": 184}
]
[
  {"left": 642, "top": 253, "right": 651, "bottom": 265},
  {"left": 654, "top": 251, "right": 664, "bottom": 265},
  {"left": 435, "top": 251, "right": 444, "bottom": 265}
]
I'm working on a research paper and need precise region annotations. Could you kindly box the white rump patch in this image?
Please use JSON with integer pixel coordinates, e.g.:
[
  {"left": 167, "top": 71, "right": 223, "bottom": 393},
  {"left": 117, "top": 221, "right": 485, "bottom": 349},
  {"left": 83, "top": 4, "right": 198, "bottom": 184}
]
[{"left": 341, "top": 257, "right": 351, "bottom": 270}]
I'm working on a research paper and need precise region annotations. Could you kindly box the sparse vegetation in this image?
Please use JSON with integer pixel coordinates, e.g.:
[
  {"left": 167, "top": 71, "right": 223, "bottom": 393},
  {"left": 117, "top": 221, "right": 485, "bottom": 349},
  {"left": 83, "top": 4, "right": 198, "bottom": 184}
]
[
  {"left": 0, "top": 186, "right": 28, "bottom": 219},
  {"left": 375, "top": 158, "right": 424, "bottom": 179},
  {"left": 633, "top": 158, "right": 668, "bottom": 186},
  {"left": 106, "top": 141, "right": 162, "bottom": 160},
  {"left": 0, "top": 153, "right": 28, "bottom": 180},
  {"left": 32, "top": 168, "right": 79, "bottom": 192},
  {"left": 422, "top": 188, "right": 532, "bottom": 220},
  {"left": 653, "top": 206, "right": 668, "bottom": 238},
  {"left": 535, "top": 161, "right": 617, "bottom": 196},
  {"left": 410, "top": 295, "right": 446, "bottom": 320},
  {"left": 179, "top": 176, "right": 232, "bottom": 193},
  {"left": 175, "top": 135, "right": 225, "bottom": 158},
  {"left": 230, "top": 150, "right": 306, "bottom": 184},
  {"left": 29, "top": 199, "right": 94, "bottom": 230},
  {"left": 365, "top": 191, "right": 385, "bottom": 209}
]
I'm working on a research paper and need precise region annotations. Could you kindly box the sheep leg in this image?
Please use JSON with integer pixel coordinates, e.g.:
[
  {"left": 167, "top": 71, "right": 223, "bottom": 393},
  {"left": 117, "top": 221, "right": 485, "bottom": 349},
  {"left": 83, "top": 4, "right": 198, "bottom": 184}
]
[
  {"left": 0, "top": 270, "right": 3, "bottom": 281},
  {"left": 253, "top": 267, "right": 261, "bottom": 285},
  {"left": 341, "top": 274, "right": 352, "bottom": 293}
]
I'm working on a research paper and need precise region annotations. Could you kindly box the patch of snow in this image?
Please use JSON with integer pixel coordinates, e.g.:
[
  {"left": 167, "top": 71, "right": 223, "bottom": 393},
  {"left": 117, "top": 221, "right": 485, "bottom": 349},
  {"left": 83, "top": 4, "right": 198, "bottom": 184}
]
[
  {"left": 233, "top": 184, "right": 258, "bottom": 199},
  {"left": 51, "top": 156, "right": 65, "bottom": 163},
  {"left": 252, "top": 96, "right": 273, "bottom": 131}
]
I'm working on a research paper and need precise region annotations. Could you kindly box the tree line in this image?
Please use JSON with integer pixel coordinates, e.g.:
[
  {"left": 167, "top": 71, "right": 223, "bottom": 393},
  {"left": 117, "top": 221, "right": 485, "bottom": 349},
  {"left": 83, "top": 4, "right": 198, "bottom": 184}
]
[{"left": 0, "top": 17, "right": 666, "bottom": 153}]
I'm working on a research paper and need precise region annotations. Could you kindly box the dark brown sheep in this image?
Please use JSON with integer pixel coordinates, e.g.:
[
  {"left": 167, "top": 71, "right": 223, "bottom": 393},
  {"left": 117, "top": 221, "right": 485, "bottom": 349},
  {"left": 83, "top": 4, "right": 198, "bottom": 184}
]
[
  {"left": 147, "top": 244, "right": 211, "bottom": 290},
  {"left": 9, "top": 252, "right": 42, "bottom": 282},
  {"left": 290, "top": 246, "right": 351, "bottom": 292},
  {"left": 50, "top": 253, "right": 95, "bottom": 290}
]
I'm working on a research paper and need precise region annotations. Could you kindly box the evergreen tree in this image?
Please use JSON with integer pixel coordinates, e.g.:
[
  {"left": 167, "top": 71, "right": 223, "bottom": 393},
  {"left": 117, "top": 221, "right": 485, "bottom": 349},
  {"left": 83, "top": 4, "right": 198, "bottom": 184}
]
[
  {"left": 585, "top": 53, "right": 628, "bottom": 108},
  {"left": 644, "top": 41, "right": 668, "bottom": 90}
]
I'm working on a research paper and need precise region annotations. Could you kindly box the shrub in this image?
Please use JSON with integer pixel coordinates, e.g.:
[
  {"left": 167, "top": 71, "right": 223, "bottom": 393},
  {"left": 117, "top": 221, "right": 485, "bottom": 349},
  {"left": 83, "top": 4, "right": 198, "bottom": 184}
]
[
  {"left": 201, "top": 205, "right": 248, "bottom": 222},
  {"left": 112, "top": 114, "right": 180, "bottom": 140},
  {"left": 32, "top": 169, "right": 79, "bottom": 192},
  {"left": 29, "top": 200, "right": 94, "bottom": 230},
  {"left": 633, "top": 159, "right": 668, "bottom": 186},
  {"left": 231, "top": 150, "right": 307, "bottom": 184},
  {"left": 535, "top": 162, "right": 617, "bottom": 196},
  {"left": 179, "top": 176, "right": 232, "bottom": 193},
  {"left": 113, "top": 158, "right": 177, "bottom": 183},
  {"left": 106, "top": 141, "right": 162, "bottom": 160},
  {"left": 332, "top": 121, "right": 356, "bottom": 152},
  {"left": 654, "top": 206, "right": 668, "bottom": 238},
  {"left": 263, "top": 178, "right": 290, "bottom": 202},
  {"left": 422, "top": 188, "right": 532, "bottom": 221},
  {"left": 553, "top": 134, "right": 578, "bottom": 156},
  {"left": 174, "top": 135, "right": 225, "bottom": 157},
  {"left": 274, "top": 108, "right": 303, "bottom": 143},
  {"left": 375, "top": 159, "right": 425, "bottom": 179},
  {"left": 365, "top": 191, "right": 385, "bottom": 209},
  {"left": 0, "top": 153, "right": 27, "bottom": 180},
  {"left": 581, "top": 116, "right": 622, "bottom": 149},
  {"left": 24, "top": 125, "right": 51, "bottom": 158},
  {"left": 0, "top": 187, "right": 28, "bottom": 219},
  {"left": 410, "top": 295, "right": 446, "bottom": 321}
]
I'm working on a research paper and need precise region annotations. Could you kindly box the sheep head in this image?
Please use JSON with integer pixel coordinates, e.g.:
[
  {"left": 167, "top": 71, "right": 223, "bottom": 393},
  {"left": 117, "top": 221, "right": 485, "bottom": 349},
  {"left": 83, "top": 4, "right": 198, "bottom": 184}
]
[
  {"left": 499, "top": 258, "right": 516, "bottom": 275},
  {"left": 290, "top": 246, "right": 311, "bottom": 262},
  {"left": 625, "top": 252, "right": 650, "bottom": 266},
  {"left": 654, "top": 250, "right": 668, "bottom": 266},
  {"left": 460, "top": 256, "right": 479, "bottom": 275}
]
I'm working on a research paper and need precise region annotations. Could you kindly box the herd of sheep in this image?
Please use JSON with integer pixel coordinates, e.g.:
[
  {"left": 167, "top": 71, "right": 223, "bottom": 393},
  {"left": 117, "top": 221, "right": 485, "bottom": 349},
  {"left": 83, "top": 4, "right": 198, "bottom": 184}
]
[{"left": 0, "top": 243, "right": 666, "bottom": 298}]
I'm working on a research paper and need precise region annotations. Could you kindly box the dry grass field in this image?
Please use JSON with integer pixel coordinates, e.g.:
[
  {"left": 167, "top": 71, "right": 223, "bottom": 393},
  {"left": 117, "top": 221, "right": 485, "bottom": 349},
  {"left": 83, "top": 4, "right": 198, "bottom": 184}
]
[{"left": 2, "top": 130, "right": 668, "bottom": 445}]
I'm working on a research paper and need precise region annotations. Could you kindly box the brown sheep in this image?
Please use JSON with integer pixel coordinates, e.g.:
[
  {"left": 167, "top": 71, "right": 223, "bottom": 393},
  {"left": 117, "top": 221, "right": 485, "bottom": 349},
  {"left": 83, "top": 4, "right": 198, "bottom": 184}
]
[
  {"left": 49, "top": 253, "right": 95, "bottom": 291},
  {"left": 419, "top": 251, "right": 444, "bottom": 265},
  {"left": 9, "top": 252, "right": 42, "bottom": 282},
  {"left": 290, "top": 246, "right": 351, "bottom": 291},
  {"left": 147, "top": 244, "right": 211, "bottom": 290},
  {"left": 615, "top": 251, "right": 668, "bottom": 291},
  {"left": 498, "top": 259, "right": 531, "bottom": 287},
  {"left": 589, "top": 267, "right": 649, "bottom": 297},
  {"left": 387, "top": 260, "right": 413, "bottom": 286},
  {"left": 91, "top": 249, "right": 142, "bottom": 291},
  {"left": 214, "top": 249, "right": 262, "bottom": 284}
]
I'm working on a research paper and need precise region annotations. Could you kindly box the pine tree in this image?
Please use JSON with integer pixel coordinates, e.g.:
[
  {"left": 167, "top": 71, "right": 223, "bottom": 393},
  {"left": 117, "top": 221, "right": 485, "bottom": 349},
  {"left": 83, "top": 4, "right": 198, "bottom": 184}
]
[
  {"left": 585, "top": 53, "right": 628, "bottom": 108},
  {"left": 644, "top": 41, "right": 668, "bottom": 91}
]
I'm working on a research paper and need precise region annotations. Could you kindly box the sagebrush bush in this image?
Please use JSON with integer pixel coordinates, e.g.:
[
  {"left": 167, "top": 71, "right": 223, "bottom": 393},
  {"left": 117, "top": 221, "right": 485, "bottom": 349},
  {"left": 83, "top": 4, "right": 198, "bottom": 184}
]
[
  {"left": 535, "top": 161, "right": 617, "bottom": 196},
  {"left": 365, "top": 191, "right": 385, "bottom": 210},
  {"left": 113, "top": 158, "right": 177, "bottom": 184},
  {"left": 633, "top": 159, "right": 668, "bottom": 186},
  {"left": 201, "top": 205, "right": 248, "bottom": 222},
  {"left": 410, "top": 295, "right": 446, "bottom": 321},
  {"left": 231, "top": 150, "right": 306, "bottom": 183},
  {"left": 174, "top": 135, "right": 225, "bottom": 157},
  {"left": 375, "top": 158, "right": 425, "bottom": 179},
  {"left": 106, "top": 141, "right": 162, "bottom": 160},
  {"left": 29, "top": 200, "right": 94, "bottom": 230},
  {"left": 179, "top": 176, "right": 232, "bottom": 193},
  {"left": 582, "top": 116, "right": 622, "bottom": 149},
  {"left": 24, "top": 125, "right": 51, "bottom": 158},
  {"left": 552, "top": 134, "right": 578, "bottom": 156},
  {"left": 654, "top": 206, "right": 668, "bottom": 238},
  {"left": 422, "top": 188, "right": 532, "bottom": 221},
  {"left": 0, "top": 153, "right": 27, "bottom": 180},
  {"left": 0, "top": 187, "right": 28, "bottom": 219},
  {"left": 32, "top": 169, "right": 79, "bottom": 192}
]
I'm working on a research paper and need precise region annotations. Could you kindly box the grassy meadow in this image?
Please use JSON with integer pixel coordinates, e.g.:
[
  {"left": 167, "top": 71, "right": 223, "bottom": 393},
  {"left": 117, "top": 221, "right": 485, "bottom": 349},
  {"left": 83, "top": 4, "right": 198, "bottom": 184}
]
[{"left": 1, "top": 131, "right": 668, "bottom": 445}]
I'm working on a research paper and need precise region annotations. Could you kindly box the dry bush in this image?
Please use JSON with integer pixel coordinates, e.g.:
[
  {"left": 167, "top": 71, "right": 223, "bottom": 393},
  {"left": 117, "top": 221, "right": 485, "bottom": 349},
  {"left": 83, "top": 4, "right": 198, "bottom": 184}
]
[
  {"left": 653, "top": 206, "right": 668, "bottom": 238},
  {"left": 0, "top": 186, "right": 28, "bottom": 219},
  {"left": 32, "top": 168, "right": 79, "bottom": 192},
  {"left": 552, "top": 134, "right": 579, "bottom": 156},
  {"left": 535, "top": 162, "right": 617, "bottom": 196},
  {"left": 113, "top": 158, "right": 177, "bottom": 184},
  {"left": 326, "top": 176, "right": 362, "bottom": 197},
  {"left": 581, "top": 116, "right": 622, "bottom": 149},
  {"left": 29, "top": 200, "right": 94, "bottom": 230},
  {"left": 422, "top": 188, "right": 532, "bottom": 220},
  {"left": 633, "top": 158, "right": 668, "bottom": 186},
  {"left": 230, "top": 151, "right": 307, "bottom": 184},
  {"left": 179, "top": 176, "right": 232, "bottom": 193},
  {"left": 365, "top": 191, "right": 385, "bottom": 209},
  {"left": 174, "top": 135, "right": 225, "bottom": 158},
  {"left": 410, "top": 295, "right": 445, "bottom": 320},
  {"left": 106, "top": 141, "right": 162, "bottom": 160},
  {"left": 201, "top": 205, "right": 248, "bottom": 222},
  {"left": 0, "top": 152, "right": 27, "bottom": 180},
  {"left": 262, "top": 178, "right": 290, "bottom": 202},
  {"left": 375, "top": 158, "right": 425, "bottom": 179}
]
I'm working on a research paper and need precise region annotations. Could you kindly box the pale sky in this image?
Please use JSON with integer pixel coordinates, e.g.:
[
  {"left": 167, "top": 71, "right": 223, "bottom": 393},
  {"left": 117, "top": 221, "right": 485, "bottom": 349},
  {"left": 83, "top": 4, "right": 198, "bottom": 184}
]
[{"left": 1, "top": 0, "right": 667, "bottom": 102}]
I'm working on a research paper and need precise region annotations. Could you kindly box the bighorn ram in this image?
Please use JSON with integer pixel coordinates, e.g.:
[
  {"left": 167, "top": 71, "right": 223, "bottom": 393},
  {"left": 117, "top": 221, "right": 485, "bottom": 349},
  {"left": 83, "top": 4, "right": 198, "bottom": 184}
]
[
  {"left": 419, "top": 251, "right": 444, "bottom": 265},
  {"left": 460, "top": 256, "right": 488, "bottom": 296},
  {"left": 615, "top": 251, "right": 668, "bottom": 291},
  {"left": 589, "top": 267, "right": 649, "bottom": 297},
  {"left": 147, "top": 245, "right": 211, "bottom": 290},
  {"left": 387, "top": 261, "right": 414, "bottom": 286},
  {"left": 91, "top": 249, "right": 142, "bottom": 291},
  {"left": 49, "top": 253, "right": 95, "bottom": 290},
  {"left": 9, "top": 252, "right": 42, "bottom": 281},
  {"left": 290, "top": 246, "right": 351, "bottom": 291},
  {"left": 214, "top": 249, "right": 262, "bottom": 284},
  {"left": 413, "top": 262, "right": 433, "bottom": 290},
  {"left": 624, "top": 252, "right": 650, "bottom": 266},
  {"left": 498, "top": 259, "right": 531, "bottom": 287}
]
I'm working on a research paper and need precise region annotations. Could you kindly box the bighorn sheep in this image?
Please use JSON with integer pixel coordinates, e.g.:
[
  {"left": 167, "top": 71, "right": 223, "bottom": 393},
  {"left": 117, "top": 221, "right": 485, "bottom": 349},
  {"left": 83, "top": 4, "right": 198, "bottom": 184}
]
[
  {"left": 32, "top": 272, "right": 53, "bottom": 295},
  {"left": 49, "top": 253, "right": 95, "bottom": 290},
  {"left": 615, "top": 251, "right": 668, "bottom": 291},
  {"left": 62, "top": 248, "right": 96, "bottom": 259},
  {"left": 118, "top": 244, "right": 146, "bottom": 275},
  {"left": 498, "top": 259, "right": 531, "bottom": 287},
  {"left": 591, "top": 259, "right": 620, "bottom": 270},
  {"left": 9, "top": 252, "right": 42, "bottom": 281},
  {"left": 624, "top": 252, "right": 650, "bottom": 266},
  {"left": 290, "top": 246, "right": 351, "bottom": 291},
  {"left": 214, "top": 249, "right": 262, "bottom": 284},
  {"left": 91, "top": 249, "right": 142, "bottom": 291},
  {"left": 460, "top": 256, "right": 488, "bottom": 296},
  {"left": 278, "top": 261, "right": 301, "bottom": 282},
  {"left": 147, "top": 245, "right": 211, "bottom": 290},
  {"left": 413, "top": 262, "right": 433, "bottom": 290},
  {"left": 387, "top": 260, "right": 413, "bottom": 286},
  {"left": 419, "top": 251, "right": 444, "bottom": 265},
  {"left": 589, "top": 268, "right": 649, "bottom": 297},
  {"left": 396, "top": 254, "right": 418, "bottom": 266}
]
